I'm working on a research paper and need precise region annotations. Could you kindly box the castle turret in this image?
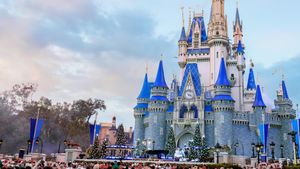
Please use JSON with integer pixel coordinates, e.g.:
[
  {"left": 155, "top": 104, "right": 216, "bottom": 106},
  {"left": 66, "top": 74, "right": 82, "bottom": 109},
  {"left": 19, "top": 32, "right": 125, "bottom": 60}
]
[
  {"left": 133, "top": 72, "right": 151, "bottom": 146},
  {"left": 148, "top": 60, "right": 169, "bottom": 150},
  {"left": 252, "top": 85, "right": 266, "bottom": 127},
  {"left": 178, "top": 26, "right": 188, "bottom": 82},
  {"left": 233, "top": 6, "right": 243, "bottom": 50},
  {"left": 207, "top": 0, "right": 230, "bottom": 86},
  {"left": 212, "top": 58, "right": 234, "bottom": 146},
  {"left": 275, "top": 80, "right": 295, "bottom": 158}
]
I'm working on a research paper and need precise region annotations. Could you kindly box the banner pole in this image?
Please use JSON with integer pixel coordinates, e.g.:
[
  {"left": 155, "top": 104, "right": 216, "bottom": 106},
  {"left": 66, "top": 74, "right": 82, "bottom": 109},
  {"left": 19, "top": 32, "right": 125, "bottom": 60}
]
[
  {"left": 93, "top": 112, "right": 98, "bottom": 145},
  {"left": 31, "top": 106, "right": 41, "bottom": 153}
]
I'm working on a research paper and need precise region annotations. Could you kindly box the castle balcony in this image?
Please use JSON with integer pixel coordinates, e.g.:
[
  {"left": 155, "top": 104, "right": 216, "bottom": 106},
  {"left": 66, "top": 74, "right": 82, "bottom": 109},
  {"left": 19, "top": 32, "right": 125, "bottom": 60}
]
[{"left": 173, "top": 118, "right": 201, "bottom": 125}]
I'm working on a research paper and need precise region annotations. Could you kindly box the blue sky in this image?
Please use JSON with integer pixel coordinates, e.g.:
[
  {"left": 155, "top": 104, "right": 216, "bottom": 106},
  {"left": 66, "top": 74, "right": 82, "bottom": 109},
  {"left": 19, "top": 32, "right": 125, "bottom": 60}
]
[{"left": 0, "top": 0, "right": 300, "bottom": 128}]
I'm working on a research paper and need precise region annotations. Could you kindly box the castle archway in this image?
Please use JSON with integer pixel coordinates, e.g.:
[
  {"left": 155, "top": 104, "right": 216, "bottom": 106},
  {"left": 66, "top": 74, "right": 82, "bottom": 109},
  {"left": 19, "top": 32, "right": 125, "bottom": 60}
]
[{"left": 177, "top": 133, "right": 194, "bottom": 148}]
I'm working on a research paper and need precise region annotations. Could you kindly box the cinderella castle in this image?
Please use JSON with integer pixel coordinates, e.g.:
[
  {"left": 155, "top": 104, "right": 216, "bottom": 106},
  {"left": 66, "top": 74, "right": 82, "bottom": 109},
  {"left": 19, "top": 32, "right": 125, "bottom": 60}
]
[{"left": 133, "top": 0, "right": 295, "bottom": 158}]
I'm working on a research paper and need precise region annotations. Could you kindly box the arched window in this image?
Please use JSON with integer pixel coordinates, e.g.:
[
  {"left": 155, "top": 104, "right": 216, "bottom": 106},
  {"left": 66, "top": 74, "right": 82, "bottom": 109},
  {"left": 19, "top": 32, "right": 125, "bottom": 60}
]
[
  {"left": 179, "top": 105, "right": 187, "bottom": 118},
  {"left": 191, "top": 105, "right": 198, "bottom": 119}
]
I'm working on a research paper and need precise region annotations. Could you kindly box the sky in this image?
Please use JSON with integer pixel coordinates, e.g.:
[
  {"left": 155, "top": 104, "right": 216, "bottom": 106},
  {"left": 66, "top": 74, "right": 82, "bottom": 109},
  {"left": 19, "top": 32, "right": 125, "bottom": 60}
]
[{"left": 0, "top": 0, "right": 300, "bottom": 129}]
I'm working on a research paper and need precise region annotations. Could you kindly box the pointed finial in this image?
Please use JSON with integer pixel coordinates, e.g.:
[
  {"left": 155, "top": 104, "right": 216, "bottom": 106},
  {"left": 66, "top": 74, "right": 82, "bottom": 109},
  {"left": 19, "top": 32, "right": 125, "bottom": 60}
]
[
  {"left": 146, "top": 63, "right": 149, "bottom": 73},
  {"left": 281, "top": 67, "right": 285, "bottom": 80},
  {"left": 236, "top": 0, "right": 239, "bottom": 9},
  {"left": 160, "top": 53, "right": 164, "bottom": 60},
  {"left": 188, "top": 7, "right": 192, "bottom": 29},
  {"left": 181, "top": 6, "right": 185, "bottom": 27},
  {"left": 256, "top": 72, "right": 260, "bottom": 84},
  {"left": 250, "top": 59, "right": 254, "bottom": 68},
  {"left": 202, "top": 9, "right": 204, "bottom": 17}
]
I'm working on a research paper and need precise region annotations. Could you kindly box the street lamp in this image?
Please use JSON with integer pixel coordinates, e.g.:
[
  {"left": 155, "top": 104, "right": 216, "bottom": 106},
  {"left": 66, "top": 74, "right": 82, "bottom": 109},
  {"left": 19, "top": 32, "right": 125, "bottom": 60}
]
[
  {"left": 251, "top": 143, "right": 256, "bottom": 158},
  {"left": 215, "top": 143, "right": 222, "bottom": 164},
  {"left": 152, "top": 140, "right": 155, "bottom": 150},
  {"left": 280, "top": 144, "right": 284, "bottom": 158},
  {"left": 288, "top": 131, "right": 297, "bottom": 164},
  {"left": 36, "top": 137, "right": 44, "bottom": 154},
  {"left": 26, "top": 139, "right": 32, "bottom": 155},
  {"left": 0, "top": 139, "right": 3, "bottom": 153},
  {"left": 269, "top": 142, "right": 275, "bottom": 161},
  {"left": 255, "top": 142, "right": 263, "bottom": 164},
  {"left": 234, "top": 142, "right": 239, "bottom": 155}
]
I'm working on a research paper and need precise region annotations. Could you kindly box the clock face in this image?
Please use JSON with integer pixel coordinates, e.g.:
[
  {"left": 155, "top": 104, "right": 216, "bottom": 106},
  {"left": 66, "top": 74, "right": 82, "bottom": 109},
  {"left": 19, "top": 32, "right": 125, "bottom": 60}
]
[{"left": 185, "top": 90, "right": 194, "bottom": 99}]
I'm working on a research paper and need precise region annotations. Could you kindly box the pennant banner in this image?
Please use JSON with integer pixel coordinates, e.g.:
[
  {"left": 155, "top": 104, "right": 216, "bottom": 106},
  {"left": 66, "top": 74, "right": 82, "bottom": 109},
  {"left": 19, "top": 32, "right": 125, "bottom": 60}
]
[
  {"left": 292, "top": 119, "right": 300, "bottom": 157},
  {"left": 30, "top": 118, "right": 44, "bottom": 153},
  {"left": 89, "top": 124, "right": 101, "bottom": 145},
  {"left": 259, "top": 124, "right": 269, "bottom": 162}
]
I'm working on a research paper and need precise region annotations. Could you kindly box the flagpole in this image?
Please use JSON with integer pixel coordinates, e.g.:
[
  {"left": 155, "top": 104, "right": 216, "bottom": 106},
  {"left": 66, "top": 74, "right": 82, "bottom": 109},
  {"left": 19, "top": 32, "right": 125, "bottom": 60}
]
[
  {"left": 93, "top": 112, "right": 98, "bottom": 145},
  {"left": 31, "top": 106, "right": 41, "bottom": 153}
]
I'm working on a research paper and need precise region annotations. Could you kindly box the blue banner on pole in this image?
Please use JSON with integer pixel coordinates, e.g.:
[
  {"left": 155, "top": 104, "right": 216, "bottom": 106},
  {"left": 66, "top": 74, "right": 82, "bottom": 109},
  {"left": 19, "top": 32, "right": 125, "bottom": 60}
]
[
  {"left": 259, "top": 124, "right": 269, "bottom": 162},
  {"left": 29, "top": 118, "right": 44, "bottom": 153},
  {"left": 89, "top": 124, "right": 101, "bottom": 145},
  {"left": 292, "top": 119, "right": 300, "bottom": 157}
]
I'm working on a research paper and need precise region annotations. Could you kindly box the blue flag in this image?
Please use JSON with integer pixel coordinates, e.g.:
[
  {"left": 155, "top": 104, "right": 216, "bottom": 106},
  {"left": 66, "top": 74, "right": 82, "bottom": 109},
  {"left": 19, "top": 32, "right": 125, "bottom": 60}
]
[
  {"left": 259, "top": 124, "right": 269, "bottom": 162},
  {"left": 292, "top": 119, "right": 300, "bottom": 157},
  {"left": 30, "top": 118, "right": 44, "bottom": 153},
  {"left": 89, "top": 124, "right": 101, "bottom": 145}
]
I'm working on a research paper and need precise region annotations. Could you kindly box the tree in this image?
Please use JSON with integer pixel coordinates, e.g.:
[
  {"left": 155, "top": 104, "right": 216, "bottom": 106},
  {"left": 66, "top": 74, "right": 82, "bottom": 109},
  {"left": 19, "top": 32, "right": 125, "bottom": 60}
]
[
  {"left": 87, "top": 136, "right": 101, "bottom": 159},
  {"left": 99, "top": 138, "right": 108, "bottom": 158},
  {"left": 165, "top": 126, "right": 176, "bottom": 157},
  {"left": 193, "top": 123, "right": 202, "bottom": 159},
  {"left": 200, "top": 136, "right": 209, "bottom": 162},
  {"left": 115, "top": 124, "right": 127, "bottom": 146}
]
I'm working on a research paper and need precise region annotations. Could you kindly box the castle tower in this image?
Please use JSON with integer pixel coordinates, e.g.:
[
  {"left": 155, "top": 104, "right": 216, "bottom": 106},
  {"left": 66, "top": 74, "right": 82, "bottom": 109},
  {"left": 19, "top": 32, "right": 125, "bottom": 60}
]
[
  {"left": 208, "top": 0, "right": 230, "bottom": 86},
  {"left": 212, "top": 58, "right": 234, "bottom": 146},
  {"left": 148, "top": 60, "right": 169, "bottom": 150},
  {"left": 133, "top": 72, "right": 151, "bottom": 146},
  {"left": 275, "top": 80, "right": 295, "bottom": 158},
  {"left": 178, "top": 26, "right": 188, "bottom": 82},
  {"left": 235, "top": 41, "right": 246, "bottom": 110},
  {"left": 252, "top": 85, "right": 266, "bottom": 128},
  {"left": 233, "top": 6, "right": 243, "bottom": 50},
  {"left": 245, "top": 64, "right": 257, "bottom": 127}
]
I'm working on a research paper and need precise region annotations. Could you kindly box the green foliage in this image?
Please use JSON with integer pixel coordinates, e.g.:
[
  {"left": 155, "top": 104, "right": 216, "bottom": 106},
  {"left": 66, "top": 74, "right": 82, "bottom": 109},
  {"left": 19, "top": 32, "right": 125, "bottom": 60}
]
[
  {"left": 165, "top": 127, "right": 176, "bottom": 157},
  {"left": 0, "top": 83, "right": 106, "bottom": 154},
  {"left": 115, "top": 124, "right": 127, "bottom": 146},
  {"left": 87, "top": 136, "right": 101, "bottom": 159},
  {"left": 99, "top": 138, "right": 109, "bottom": 158},
  {"left": 200, "top": 136, "right": 209, "bottom": 162}
]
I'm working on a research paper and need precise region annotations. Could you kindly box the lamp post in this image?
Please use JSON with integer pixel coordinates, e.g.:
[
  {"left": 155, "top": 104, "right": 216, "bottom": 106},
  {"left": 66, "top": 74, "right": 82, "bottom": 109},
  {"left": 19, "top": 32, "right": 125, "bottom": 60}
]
[
  {"left": 152, "top": 140, "right": 155, "bottom": 151},
  {"left": 234, "top": 142, "right": 239, "bottom": 155},
  {"left": 251, "top": 143, "right": 256, "bottom": 158},
  {"left": 270, "top": 142, "right": 275, "bottom": 161},
  {"left": 280, "top": 144, "right": 284, "bottom": 158},
  {"left": 36, "top": 137, "right": 43, "bottom": 154},
  {"left": 288, "top": 131, "right": 297, "bottom": 164},
  {"left": 215, "top": 143, "right": 222, "bottom": 164},
  {"left": 256, "top": 142, "right": 263, "bottom": 164},
  {"left": 0, "top": 139, "right": 3, "bottom": 152},
  {"left": 26, "top": 139, "right": 32, "bottom": 155}
]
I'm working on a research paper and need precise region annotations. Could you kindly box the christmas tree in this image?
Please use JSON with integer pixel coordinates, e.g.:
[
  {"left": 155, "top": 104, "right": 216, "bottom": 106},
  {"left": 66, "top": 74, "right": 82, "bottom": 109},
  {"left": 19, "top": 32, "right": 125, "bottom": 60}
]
[
  {"left": 193, "top": 123, "right": 202, "bottom": 158},
  {"left": 165, "top": 126, "right": 176, "bottom": 157},
  {"left": 200, "top": 136, "right": 209, "bottom": 162},
  {"left": 87, "top": 136, "right": 101, "bottom": 159},
  {"left": 115, "top": 124, "right": 127, "bottom": 146},
  {"left": 99, "top": 138, "right": 108, "bottom": 158}
]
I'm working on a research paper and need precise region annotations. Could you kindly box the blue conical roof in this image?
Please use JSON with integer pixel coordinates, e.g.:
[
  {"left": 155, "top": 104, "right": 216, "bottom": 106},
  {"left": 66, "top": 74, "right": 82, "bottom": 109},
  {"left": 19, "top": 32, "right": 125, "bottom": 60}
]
[
  {"left": 282, "top": 80, "right": 289, "bottom": 99},
  {"left": 153, "top": 60, "right": 168, "bottom": 88},
  {"left": 237, "top": 40, "right": 244, "bottom": 54},
  {"left": 247, "top": 68, "right": 256, "bottom": 90},
  {"left": 179, "top": 27, "right": 187, "bottom": 41},
  {"left": 253, "top": 85, "right": 266, "bottom": 107},
  {"left": 137, "top": 73, "right": 151, "bottom": 99},
  {"left": 215, "top": 58, "right": 231, "bottom": 86}
]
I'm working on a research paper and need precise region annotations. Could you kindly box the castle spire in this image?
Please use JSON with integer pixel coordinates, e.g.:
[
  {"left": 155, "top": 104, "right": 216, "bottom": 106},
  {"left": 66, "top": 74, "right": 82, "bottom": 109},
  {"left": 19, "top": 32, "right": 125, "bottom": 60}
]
[
  {"left": 179, "top": 27, "right": 187, "bottom": 41},
  {"left": 234, "top": 4, "right": 242, "bottom": 29},
  {"left": 215, "top": 57, "right": 231, "bottom": 87},
  {"left": 253, "top": 85, "right": 266, "bottom": 108},
  {"left": 153, "top": 60, "right": 168, "bottom": 88},
  {"left": 282, "top": 80, "right": 289, "bottom": 99},
  {"left": 247, "top": 67, "right": 256, "bottom": 90},
  {"left": 137, "top": 73, "right": 151, "bottom": 99}
]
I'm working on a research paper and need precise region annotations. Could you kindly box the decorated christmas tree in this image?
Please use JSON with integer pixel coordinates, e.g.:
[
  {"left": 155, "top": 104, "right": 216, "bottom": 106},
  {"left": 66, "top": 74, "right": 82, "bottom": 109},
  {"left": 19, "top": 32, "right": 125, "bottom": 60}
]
[
  {"left": 165, "top": 126, "right": 176, "bottom": 157},
  {"left": 99, "top": 138, "right": 108, "bottom": 158},
  {"left": 115, "top": 124, "right": 127, "bottom": 146},
  {"left": 200, "top": 136, "right": 209, "bottom": 162},
  {"left": 193, "top": 123, "right": 202, "bottom": 159},
  {"left": 87, "top": 136, "right": 101, "bottom": 159}
]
